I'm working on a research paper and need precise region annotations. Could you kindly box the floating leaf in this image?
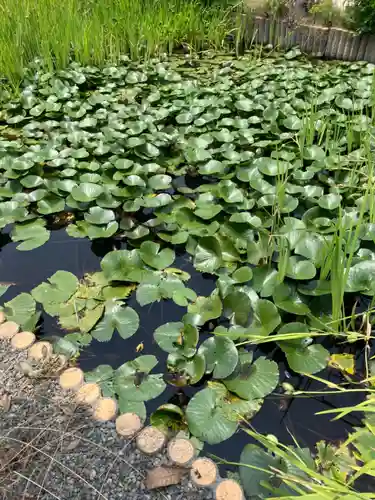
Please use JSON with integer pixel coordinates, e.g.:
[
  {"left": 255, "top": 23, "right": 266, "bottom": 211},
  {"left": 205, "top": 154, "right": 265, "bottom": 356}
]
[
  {"left": 4, "top": 293, "right": 36, "bottom": 327},
  {"left": 139, "top": 241, "right": 175, "bottom": 270},
  {"left": 198, "top": 336, "right": 238, "bottom": 379},
  {"left": 329, "top": 353, "right": 355, "bottom": 375},
  {"left": 224, "top": 357, "right": 279, "bottom": 400},
  {"left": 286, "top": 256, "right": 316, "bottom": 280},
  {"left": 91, "top": 301, "right": 139, "bottom": 342},
  {"left": 186, "top": 385, "right": 238, "bottom": 444},
  {"left": 277, "top": 323, "right": 329, "bottom": 374},
  {"left": 240, "top": 444, "right": 286, "bottom": 498},
  {"left": 223, "top": 291, "right": 252, "bottom": 327},
  {"left": 194, "top": 236, "right": 222, "bottom": 273},
  {"left": 273, "top": 283, "right": 310, "bottom": 315},
  {"left": 150, "top": 404, "right": 186, "bottom": 432},
  {"left": 346, "top": 261, "right": 375, "bottom": 294},
  {"left": 11, "top": 220, "right": 50, "bottom": 251},
  {"left": 247, "top": 299, "right": 281, "bottom": 337},
  {"left": 101, "top": 249, "right": 144, "bottom": 282},
  {"left": 71, "top": 183, "right": 103, "bottom": 202},
  {"left": 32, "top": 271, "right": 78, "bottom": 305},
  {"left": 188, "top": 293, "right": 222, "bottom": 326},
  {"left": 167, "top": 352, "right": 206, "bottom": 385},
  {"left": 114, "top": 356, "right": 165, "bottom": 402},
  {"left": 154, "top": 322, "right": 198, "bottom": 355},
  {"left": 84, "top": 207, "right": 115, "bottom": 225},
  {"left": 232, "top": 266, "right": 253, "bottom": 283},
  {"left": 318, "top": 193, "right": 342, "bottom": 210}
]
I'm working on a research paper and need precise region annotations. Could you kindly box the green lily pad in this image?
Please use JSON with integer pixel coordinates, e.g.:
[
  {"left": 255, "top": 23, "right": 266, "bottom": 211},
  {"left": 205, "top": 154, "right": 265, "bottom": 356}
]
[
  {"left": 224, "top": 356, "right": 279, "bottom": 400},
  {"left": 273, "top": 283, "right": 310, "bottom": 315},
  {"left": 167, "top": 351, "right": 206, "bottom": 385},
  {"left": 139, "top": 241, "right": 175, "bottom": 270},
  {"left": 286, "top": 256, "right": 317, "bottom": 280},
  {"left": 71, "top": 183, "right": 103, "bottom": 202},
  {"left": 154, "top": 321, "right": 198, "bottom": 355},
  {"left": 186, "top": 385, "right": 238, "bottom": 444},
  {"left": 194, "top": 236, "right": 222, "bottom": 273},
  {"left": 188, "top": 293, "right": 222, "bottom": 326},
  {"left": 84, "top": 207, "right": 115, "bottom": 225},
  {"left": 198, "top": 336, "right": 238, "bottom": 379},
  {"left": 223, "top": 290, "right": 252, "bottom": 327},
  {"left": 318, "top": 193, "right": 342, "bottom": 210},
  {"left": 32, "top": 271, "right": 78, "bottom": 305},
  {"left": 101, "top": 249, "right": 144, "bottom": 282},
  {"left": 91, "top": 301, "right": 139, "bottom": 342},
  {"left": 3, "top": 293, "right": 36, "bottom": 328}
]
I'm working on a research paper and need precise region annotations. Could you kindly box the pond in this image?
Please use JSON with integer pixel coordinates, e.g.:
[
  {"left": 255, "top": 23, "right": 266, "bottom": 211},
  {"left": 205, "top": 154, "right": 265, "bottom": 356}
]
[
  {"left": 0, "top": 227, "right": 365, "bottom": 465},
  {"left": 0, "top": 49, "right": 374, "bottom": 496}
]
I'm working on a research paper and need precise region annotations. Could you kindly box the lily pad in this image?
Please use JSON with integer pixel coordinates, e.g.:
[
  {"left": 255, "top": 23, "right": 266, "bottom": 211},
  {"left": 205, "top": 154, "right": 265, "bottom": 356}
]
[
  {"left": 186, "top": 385, "right": 238, "bottom": 444},
  {"left": 139, "top": 241, "right": 175, "bottom": 270},
  {"left": 198, "top": 336, "right": 238, "bottom": 379},
  {"left": 91, "top": 301, "right": 139, "bottom": 342},
  {"left": 224, "top": 357, "right": 279, "bottom": 400}
]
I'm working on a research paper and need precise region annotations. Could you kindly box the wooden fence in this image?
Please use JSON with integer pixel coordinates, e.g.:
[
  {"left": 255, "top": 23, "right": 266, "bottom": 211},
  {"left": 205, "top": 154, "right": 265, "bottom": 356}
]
[{"left": 248, "top": 16, "right": 375, "bottom": 62}]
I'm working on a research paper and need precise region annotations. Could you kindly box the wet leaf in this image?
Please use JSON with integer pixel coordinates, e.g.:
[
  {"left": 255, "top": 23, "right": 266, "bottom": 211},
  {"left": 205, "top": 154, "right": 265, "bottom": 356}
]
[
  {"left": 91, "top": 302, "right": 139, "bottom": 342},
  {"left": 198, "top": 336, "right": 238, "bottom": 379}
]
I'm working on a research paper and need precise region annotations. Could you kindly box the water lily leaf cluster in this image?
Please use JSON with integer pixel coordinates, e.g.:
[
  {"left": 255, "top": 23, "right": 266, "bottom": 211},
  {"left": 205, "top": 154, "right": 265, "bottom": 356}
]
[
  {"left": 85, "top": 355, "right": 165, "bottom": 420},
  {"left": 31, "top": 270, "right": 139, "bottom": 342},
  {"left": 3, "top": 53, "right": 375, "bottom": 446}
]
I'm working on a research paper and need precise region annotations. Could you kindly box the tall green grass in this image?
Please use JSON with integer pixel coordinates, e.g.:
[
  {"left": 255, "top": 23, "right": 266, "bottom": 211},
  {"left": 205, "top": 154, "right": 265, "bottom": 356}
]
[{"left": 0, "top": 0, "right": 235, "bottom": 88}]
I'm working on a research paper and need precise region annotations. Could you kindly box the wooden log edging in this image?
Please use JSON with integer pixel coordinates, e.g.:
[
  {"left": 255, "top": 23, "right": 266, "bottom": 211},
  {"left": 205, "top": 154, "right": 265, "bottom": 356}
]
[
  {"left": 1, "top": 318, "right": 245, "bottom": 499},
  {"left": 250, "top": 15, "right": 375, "bottom": 63}
]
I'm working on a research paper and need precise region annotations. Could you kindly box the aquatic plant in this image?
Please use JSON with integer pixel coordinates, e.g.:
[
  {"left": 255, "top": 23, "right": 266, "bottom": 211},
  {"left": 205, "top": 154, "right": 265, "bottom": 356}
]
[{"left": 2, "top": 51, "right": 375, "bottom": 446}]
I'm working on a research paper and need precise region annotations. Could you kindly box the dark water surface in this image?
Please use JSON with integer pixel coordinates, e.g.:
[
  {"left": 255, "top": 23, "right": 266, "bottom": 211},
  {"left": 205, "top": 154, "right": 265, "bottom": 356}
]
[{"left": 0, "top": 228, "right": 364, "bottom": 470}]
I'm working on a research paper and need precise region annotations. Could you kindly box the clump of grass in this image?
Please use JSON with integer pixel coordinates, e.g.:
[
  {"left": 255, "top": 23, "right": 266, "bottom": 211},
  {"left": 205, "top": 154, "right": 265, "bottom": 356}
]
[{"left": 0, "top": 0, "right": 237, "bottom": 88}]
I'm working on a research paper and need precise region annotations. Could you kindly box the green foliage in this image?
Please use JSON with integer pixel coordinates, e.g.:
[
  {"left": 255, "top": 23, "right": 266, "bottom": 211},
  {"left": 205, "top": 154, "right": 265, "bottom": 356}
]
[
  {"left": 238, "top": 388, "right": 375, "bottom": 499},
  {"left": 349, "top": 0, "right": 375, "bottom": 33},
  {"left": 3, "top": 51, "right": 375, "bottom": 452},
  {"left": 186, "top": 382, "right": 261, "bottom": 444},
  {"left": 0, "top": 0, "right": 235, "bottom": 87}
]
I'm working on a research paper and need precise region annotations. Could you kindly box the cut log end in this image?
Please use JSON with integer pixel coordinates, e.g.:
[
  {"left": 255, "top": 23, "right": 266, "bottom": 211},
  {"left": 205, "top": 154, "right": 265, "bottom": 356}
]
[
  {"left": 28, "top": 341, "right": 53, "bottom": 361},
  {"left": 167, "top": 438, "right": 195, "bottom": 466},
  {"left": 75, "top": 382, "right": 101, "bottom": 406},
  {"left": 0, "top": 321, "right": 19, "bottom": 340},
  {"left": 190, "top": 458, "right": 218, "bottom": 487},
  {"left": 215, "top": 479, "right": 244, "bottom": 500},
  {"left": 92, "top": 397, "right": 117, "bottom": 421},
  {"left": 11, "top": 331, "right": 36, "bottom": 350},
  {"left": 59, "top": 367, "right": 84, "bottom": 392},
  {"left": 116, "top": 412, "right": 142, "bottom": 437},
  {"left": 136, "top": 426, "right": 166, "bottom": 455}
]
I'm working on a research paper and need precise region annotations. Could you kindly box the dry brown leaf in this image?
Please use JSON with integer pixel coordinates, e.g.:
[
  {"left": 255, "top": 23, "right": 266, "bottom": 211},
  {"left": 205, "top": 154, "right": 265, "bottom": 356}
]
[{"left": 146, "top": 466, "right": 187, "bottom": 490}]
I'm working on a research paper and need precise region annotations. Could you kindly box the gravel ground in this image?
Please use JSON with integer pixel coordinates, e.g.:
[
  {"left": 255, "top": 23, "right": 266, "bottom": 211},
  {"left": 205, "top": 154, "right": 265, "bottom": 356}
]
[{"left": 0, "top": 342, "right": 210, "bottom": 500}]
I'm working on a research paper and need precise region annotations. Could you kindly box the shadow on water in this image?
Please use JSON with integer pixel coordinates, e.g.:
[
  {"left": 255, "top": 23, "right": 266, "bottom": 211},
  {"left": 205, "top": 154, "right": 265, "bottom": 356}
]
[{"left": 0, "top": 228, "right": 365, "bottom": 472}]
